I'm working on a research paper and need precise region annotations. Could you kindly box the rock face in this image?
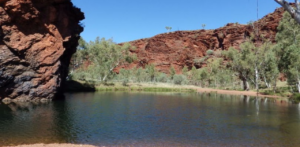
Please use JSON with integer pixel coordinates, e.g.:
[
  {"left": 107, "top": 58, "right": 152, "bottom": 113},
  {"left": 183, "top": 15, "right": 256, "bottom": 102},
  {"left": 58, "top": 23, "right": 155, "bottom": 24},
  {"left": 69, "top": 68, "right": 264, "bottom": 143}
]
[
  {"left": 118, "top": 7, "right": 284, "bottom": 74},
  {"left": 0, "top": 0, "right": 84, "bottom": 101}
]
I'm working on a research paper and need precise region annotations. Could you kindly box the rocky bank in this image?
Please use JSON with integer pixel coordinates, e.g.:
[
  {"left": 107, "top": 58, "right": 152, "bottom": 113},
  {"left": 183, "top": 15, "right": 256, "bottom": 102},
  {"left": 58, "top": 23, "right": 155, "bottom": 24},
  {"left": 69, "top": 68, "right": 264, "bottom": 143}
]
[
  {"left": 118, "top": 7, "right": 285, "bottom": 74},
  {"left": 0, "top": 0, "right": 84, "bottom": 102}
]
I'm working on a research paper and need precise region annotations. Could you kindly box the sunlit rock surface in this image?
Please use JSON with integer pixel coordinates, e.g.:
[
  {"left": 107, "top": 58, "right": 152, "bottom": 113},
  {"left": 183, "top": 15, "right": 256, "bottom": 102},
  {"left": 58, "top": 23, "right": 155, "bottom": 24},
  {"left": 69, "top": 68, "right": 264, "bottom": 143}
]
[
  {"left": 117, "top": 7, "right": 284, "bottom": 73},
  {"left": 0, "top": 0, "right": 84, "bottom": 101}
]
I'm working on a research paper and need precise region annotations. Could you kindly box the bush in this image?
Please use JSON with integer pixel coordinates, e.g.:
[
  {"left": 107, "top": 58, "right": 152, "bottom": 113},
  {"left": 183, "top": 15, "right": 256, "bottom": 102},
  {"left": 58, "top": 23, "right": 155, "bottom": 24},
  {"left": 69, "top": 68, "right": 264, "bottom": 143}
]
[
  {"left": 68, "top": 70, "right": 89, "bottom": 81},
  {"left": 157, "top": 73, "right": 169, "bottom": 83},
  {"left": 213, "top": 50, "right": 222, "bottom": 57},
  {"left": 173, "top": 74, "right": 187, "bottom": 85},
  {"left": 206, "top": 49, "right": 214, "bottom": 55},
  {"left": 193, "top": 57, "right": 207, "bottom": 64},
  {"left": 291, "top": 93, "right": 300, "bottom": 103}
]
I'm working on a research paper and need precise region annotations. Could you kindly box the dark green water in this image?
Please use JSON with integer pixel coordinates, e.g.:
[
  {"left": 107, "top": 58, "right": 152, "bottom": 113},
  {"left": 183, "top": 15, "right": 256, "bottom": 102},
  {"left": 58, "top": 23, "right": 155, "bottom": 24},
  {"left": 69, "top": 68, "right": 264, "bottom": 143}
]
[{"left": 0, "top": 92, "right": 300, "bottom": 147}]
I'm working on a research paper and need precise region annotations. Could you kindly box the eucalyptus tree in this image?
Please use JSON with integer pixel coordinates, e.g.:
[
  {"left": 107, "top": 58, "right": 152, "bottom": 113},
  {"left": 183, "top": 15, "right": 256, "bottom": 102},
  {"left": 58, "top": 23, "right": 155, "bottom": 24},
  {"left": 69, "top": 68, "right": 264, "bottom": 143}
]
[
  {"left": 224, "top": 47, "right": 251, "bottom": 90},
  {"left": 286, "top": 45, "right": 300, "bottom": 92},
  {"left": 275, "top": 11, "right": 300, "bottom": 92},
  {"left": 206, "top": 58, "right": 223, "bottom": 87},
  {"left": 70, "top": 37, "right": 88, "bottom": 73},
  {"left": 275, "top": 11, "right": 300, "bottom": 73},
  {"left": 169, "top": 66, "right": 176, "bottom": 80},
  {"left": 274, "top": 0, "right": 300, "bottom": 24},
  {"left": 259, "top": 41, "right": 279, "bottom": 90},
  {"left": 87, "top": 37, "right": 135, "bottom": 82},
  {"left": 146, "top": 64, "right": 157, "bottom": 82},
  {"left": 165, "top": 26, "right": 172, "bottom": 33}
]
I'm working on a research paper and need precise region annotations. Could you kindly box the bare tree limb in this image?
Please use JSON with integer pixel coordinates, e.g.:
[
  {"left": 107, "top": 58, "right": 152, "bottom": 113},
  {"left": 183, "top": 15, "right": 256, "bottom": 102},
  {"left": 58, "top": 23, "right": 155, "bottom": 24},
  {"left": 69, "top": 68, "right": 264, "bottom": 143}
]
[{"left": 275, "top": 0, "right": 300, "bottom": 24}]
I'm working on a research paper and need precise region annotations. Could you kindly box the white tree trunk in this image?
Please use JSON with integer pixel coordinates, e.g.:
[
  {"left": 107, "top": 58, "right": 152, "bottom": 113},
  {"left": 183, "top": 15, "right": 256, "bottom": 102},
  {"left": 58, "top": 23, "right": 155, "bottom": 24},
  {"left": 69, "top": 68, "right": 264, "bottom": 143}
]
[
  {"left": 297, "top": 79, "right": 300, "bottom": 93},
  {"left": 255, "top": 67, "right": 259, "bottom": 91},
  {"left": 263, "top": 74, "right": 271, "bottom": 88},
  {"left": 275, "top": 0, "right": 300, "bottom": 24}
]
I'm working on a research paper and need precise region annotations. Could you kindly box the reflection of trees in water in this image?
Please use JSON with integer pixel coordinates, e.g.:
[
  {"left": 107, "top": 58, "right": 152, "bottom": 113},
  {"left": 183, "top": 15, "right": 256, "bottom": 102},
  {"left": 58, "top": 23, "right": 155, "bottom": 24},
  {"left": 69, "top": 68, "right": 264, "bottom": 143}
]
[
  {"left": 52, "top": 100, "right": 78, "bottom": 143},
  {"left": 0, "top": 101, "right": 75, "bottom": 145}
]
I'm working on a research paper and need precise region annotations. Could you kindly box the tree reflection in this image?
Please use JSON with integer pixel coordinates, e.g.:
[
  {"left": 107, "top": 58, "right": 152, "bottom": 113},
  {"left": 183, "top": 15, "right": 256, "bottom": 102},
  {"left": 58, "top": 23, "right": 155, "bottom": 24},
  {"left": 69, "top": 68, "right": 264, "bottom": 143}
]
[{"left": 0, "top": 100, "right": 75, "bottom": 146}]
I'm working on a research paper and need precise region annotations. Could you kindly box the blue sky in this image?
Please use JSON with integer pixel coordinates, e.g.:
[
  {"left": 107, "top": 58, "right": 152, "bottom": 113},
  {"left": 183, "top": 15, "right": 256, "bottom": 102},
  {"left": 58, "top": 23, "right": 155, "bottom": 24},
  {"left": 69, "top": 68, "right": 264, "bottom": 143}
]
[{"left": 72, "top": 0, "right": 281, "bottom": 43}]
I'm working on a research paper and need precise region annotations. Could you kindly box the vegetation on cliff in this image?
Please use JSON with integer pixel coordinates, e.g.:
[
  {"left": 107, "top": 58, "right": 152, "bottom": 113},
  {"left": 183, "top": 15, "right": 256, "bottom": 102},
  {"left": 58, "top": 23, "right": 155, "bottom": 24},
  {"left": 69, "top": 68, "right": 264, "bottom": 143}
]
[{"left": 68, "top": 9, "right": 300, "bottom": 98}]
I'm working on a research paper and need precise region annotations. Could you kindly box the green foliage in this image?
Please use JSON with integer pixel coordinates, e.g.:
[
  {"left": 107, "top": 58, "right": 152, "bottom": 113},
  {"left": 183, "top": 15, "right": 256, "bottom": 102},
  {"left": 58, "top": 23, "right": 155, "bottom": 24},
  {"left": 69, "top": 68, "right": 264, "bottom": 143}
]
[
  {"left": 201, "top": 24, "right": 206, "bottom": 29},
  {"left": 206, "top": 49, "right": 214, "bottom": 55},
  {"left": 157, "top": 73, "right": 169, "bottom": 83},
  {"left": 213, "top": 50, "right": 222, "bottom": 57},
  {"left": 173, "top": 74, "right": 187, "bottom": 85},
  {"left": 276, "top": 11, "right": 300, "bottom": 93},
  {"left": 169, "top": 66, "right": 176, "bottom": 80},
  {"left": 69, "top": 37, "right": 88, "bottom": 72},
  {"left": 291, "top": 93, "right": 300, "bottom": 103},
  {"left": 182, "top": 66, "right": 188, "bottom": 76},
  {"left": 193, "top": 56, "right": 207, "bottom": 64},
  {"left": 146, "top": 64, "right": 157, "bottom": 82},
  {"left": 119, "top": 68, "right": 131, "bottom": 86},
  {"left": 165, "top": 26, "right": 172, "bottom": 32},
  {"left": 70, "top": 37, "right": 135, "bottom": 83}
]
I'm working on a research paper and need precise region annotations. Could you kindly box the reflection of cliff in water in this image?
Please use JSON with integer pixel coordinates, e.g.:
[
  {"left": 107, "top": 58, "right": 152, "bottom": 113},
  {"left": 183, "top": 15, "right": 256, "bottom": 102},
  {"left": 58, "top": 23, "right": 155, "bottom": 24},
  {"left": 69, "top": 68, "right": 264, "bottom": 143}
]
[{"left": 0, "top": 101, "right": 76, "bottom": 146}]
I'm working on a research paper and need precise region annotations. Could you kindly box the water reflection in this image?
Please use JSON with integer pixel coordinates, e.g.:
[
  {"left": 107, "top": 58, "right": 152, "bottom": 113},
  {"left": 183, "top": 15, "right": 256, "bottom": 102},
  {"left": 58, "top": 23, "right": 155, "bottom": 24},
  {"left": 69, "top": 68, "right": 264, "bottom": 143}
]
[
  {"left": 0, "top": 92, "right": 299, "bottom": 146},
  {"left": 0, "top": 101, "right": 73, "bottom": 146}
]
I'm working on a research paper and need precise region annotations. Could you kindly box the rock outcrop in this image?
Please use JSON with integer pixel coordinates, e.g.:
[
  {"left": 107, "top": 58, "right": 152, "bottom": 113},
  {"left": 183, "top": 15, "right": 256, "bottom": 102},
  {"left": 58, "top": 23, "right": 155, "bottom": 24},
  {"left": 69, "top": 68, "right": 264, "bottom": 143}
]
[
  {"left": 118, "top": 7, "right": 284, "bottom": 74},
  {"left": 0, "top": 0, "right": 84, "bottom": 102}
]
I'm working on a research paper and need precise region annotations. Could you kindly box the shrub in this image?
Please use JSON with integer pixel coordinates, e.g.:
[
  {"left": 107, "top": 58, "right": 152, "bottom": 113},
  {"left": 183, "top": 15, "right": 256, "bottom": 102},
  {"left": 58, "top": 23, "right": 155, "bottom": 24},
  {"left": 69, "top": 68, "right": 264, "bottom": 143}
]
[
  {"left": 173, "top": 74, "right": 187, "bottom": 85},
  {"left": 157, "top": 73, "right": 169, "bottom": 83},
  {"left": 213, "top": 50, "right": 222, "bottom": 57},
  {"left": 291, "top": 93, "right": 300, "bottom": 103},
  {"left": 206, "top": 49, "right": 214, "bottom": 55},
  {"left": 193, "top": 56, "right": 207, "bottom": 64}
]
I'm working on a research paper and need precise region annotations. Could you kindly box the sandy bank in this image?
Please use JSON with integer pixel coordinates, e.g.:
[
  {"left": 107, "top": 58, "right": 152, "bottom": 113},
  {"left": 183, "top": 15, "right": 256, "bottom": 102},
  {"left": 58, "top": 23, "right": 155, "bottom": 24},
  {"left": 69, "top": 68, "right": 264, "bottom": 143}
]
[
  {"left": 197, "top": 88, "right": 283, "bottom": 98},
  {"left": 5, "top": 144, "right": 96, "bottom": 147}
]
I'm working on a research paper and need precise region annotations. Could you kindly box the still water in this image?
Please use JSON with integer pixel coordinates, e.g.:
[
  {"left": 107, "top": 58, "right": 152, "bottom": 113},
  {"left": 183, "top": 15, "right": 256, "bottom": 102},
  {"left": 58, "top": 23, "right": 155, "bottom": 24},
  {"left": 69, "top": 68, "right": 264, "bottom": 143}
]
[{"left": 0, "top": 92, "right": 300, "bottom": 146}]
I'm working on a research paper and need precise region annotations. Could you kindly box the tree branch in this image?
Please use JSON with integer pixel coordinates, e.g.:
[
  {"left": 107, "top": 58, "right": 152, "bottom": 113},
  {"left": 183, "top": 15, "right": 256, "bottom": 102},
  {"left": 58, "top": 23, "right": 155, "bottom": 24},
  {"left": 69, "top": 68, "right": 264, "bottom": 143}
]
[{"left": 275, "top": 0, "right": 300, "bottom": 24}]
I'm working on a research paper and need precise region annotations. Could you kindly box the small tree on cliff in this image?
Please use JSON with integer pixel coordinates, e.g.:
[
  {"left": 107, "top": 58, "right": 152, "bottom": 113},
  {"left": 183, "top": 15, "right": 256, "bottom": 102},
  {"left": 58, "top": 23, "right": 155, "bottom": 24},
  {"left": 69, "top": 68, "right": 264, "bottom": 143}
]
[
  {"left": 165, "top": 26, "right": 172, "bottom": 33},
  {"left": 201, "top": 24, "right": 206, "bottom": 29}
]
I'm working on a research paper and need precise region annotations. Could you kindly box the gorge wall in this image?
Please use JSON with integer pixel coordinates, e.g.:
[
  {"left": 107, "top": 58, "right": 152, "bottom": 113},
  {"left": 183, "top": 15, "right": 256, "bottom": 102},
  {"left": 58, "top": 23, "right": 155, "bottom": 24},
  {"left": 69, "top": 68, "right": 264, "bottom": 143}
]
[
  {"left": 0, "top": 0, "right": 84, "bottom": 102},
  {"left": 118, "top": 7, "right": 285, "bottom": 74}
]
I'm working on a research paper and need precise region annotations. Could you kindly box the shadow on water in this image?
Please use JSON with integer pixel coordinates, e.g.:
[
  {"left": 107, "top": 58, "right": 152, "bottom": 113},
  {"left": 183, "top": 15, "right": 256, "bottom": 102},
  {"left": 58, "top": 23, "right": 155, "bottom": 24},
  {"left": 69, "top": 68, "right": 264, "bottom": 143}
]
[
  {"left": 64, "top": 80, "right": 96, "bottom": 92},
  {"left": 0, "top": 100, "right": 75, "bottom": 146}
]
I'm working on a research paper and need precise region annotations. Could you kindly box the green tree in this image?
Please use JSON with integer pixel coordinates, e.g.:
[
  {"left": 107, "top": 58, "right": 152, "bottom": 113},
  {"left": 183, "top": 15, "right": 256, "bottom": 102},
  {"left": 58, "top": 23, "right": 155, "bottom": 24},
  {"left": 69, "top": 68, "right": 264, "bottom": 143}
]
[
  {"left": 276, "top": 11, "right": 300, "bottom": 93},
  {"left": 165, "top": 26, "right": 172, "bottom": 33},
  {"left": 170, "top": 66, "right": 176, "bottom": 80},
  {"left": 182, "top": 66, "right": 188, "bottom": 76},
  {"left": 70, "top": 37, "right": 88, "bottom": 73},
  {"left": 201, "top": 24, "right": 206, "bottom": 29},
  {"left": 224, "top": 46, "right": 251, "bottom": 90},
  {"left": 260, "top": 42, "right": 279, "bottom": 90},
  {"left": 146, "top": 64, "right": 157, "bottom": 82},
  {"left": 87, "top": 37, "right": 135, "bottom": 82}
]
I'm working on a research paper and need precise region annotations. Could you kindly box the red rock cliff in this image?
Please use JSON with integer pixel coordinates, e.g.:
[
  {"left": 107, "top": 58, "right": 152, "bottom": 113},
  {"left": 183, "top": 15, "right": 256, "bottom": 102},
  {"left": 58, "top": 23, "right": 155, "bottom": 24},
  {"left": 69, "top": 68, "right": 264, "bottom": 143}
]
[
  {"left": 118, "top": 7, "right": 284, "bottom": 74},
  {"left": 0, "top": 0, "right": 84, "bottom": 101}
]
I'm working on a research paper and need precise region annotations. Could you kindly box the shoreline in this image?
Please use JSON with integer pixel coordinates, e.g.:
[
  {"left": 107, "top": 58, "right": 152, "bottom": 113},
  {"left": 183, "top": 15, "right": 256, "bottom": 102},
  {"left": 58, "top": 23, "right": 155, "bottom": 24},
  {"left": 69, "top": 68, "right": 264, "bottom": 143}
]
[
  {"left": 66, "top": 81, "right": 288, "bottom": 99},
  {"left": 196, "top": 88, "right": 284, "bottom": 98},
  {"left": 5, "top": 144, "right": 96, "bottom": 147}
]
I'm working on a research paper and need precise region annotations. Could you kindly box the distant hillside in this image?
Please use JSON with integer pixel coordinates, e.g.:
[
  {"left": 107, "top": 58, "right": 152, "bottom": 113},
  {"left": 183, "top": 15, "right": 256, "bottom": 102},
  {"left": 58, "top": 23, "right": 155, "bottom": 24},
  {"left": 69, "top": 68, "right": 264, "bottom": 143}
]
[{"left": 116, "top": 7, "right": 285, "bottom": 74}]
